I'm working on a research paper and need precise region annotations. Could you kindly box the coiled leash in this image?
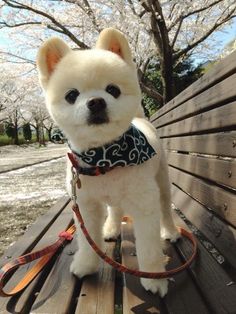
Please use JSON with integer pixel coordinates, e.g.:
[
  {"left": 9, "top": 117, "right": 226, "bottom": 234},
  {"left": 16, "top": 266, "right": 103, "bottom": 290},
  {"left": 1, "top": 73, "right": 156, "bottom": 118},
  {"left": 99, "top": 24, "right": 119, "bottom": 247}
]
[
  {"left": 0, "top": 154, "right": 197, "bottom": 297},
  {"left": 0, "top": 225, "right": 75, "bottom": 297}
]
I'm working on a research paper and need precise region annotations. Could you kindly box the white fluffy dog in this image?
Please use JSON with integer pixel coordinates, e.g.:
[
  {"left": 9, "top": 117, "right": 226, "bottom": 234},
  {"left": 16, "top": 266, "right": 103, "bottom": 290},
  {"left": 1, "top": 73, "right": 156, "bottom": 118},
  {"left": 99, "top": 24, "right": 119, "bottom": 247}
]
[{"left": 37, "top": 28, "right": 179, "bottom": 297}]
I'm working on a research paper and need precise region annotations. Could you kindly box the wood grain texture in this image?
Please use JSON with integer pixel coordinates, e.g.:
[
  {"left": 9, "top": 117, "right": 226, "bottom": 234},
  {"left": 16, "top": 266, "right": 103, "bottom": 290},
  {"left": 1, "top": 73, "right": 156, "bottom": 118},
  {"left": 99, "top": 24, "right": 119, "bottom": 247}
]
[
  {"left": 151, "top": 50, "right": 236, "bottom": 122},
  {"left": 154, "top": 74, "right": 236, "bottom": 129},
  {"left": 161, "top": 131, "right": 236, "bottom": 158},
  {"left": 31, "top": 240, "right": 78, "bottom": 314},
  {"left": 0, "top": 196, "right": 70, "bottom": 267},
  {"left": 121, "top": 222, "right": 209, "bottom": 314},
  {"left": 171, "top": 208, "right": 236, "bottom": 314},
  {"left": 0, "top": 202, "right": 73, "bottom": 313},
  {"left": 169, "top": 166, "right": 236, "bottom": 227},
  {"left": 171, "top": 185, "right": 236, "bottom": 269},
  {"left": 167, "top": 151, "right": 236, "bottom": 189},
  {"left": 122, "top": 222, "right": 163, "bottom": 314},
  {"left": 75, "top": 242, "right": 116, "bottom": 314},
  {"left": 156, "top": 101, "right": 236, "bottom": 138}
]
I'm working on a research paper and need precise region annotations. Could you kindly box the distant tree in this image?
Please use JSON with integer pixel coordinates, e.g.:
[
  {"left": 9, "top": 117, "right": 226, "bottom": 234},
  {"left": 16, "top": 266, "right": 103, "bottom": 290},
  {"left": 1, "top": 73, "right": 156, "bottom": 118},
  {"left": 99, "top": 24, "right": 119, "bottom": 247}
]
[
  {"left": 23, "top": 123, "right": 32, "bottom": 141},
  {"left": 43, "top": 119, "right": 55, "bottom": 142},
  {"left": 5, "top": 122, "right": 15, "bottom": 139},
  {"left": 143, "top": 57, "right": 204, "bottom": 116}
]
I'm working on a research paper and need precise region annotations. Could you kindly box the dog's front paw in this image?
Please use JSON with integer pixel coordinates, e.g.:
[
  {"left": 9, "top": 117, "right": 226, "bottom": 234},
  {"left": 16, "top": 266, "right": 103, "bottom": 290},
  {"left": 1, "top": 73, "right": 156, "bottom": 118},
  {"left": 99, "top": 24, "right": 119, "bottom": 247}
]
[
  {"left": 103, "top": 221, "right": 120, "bottom": 241},
  {"left": 161, "top": 227, "right": 180, "bottom": 243},
  {"left": 141, "top": 278, "right": 168, "bottom": 297},
  {"left": 70, "top": 252, "right": 99, "bottom": 278}
]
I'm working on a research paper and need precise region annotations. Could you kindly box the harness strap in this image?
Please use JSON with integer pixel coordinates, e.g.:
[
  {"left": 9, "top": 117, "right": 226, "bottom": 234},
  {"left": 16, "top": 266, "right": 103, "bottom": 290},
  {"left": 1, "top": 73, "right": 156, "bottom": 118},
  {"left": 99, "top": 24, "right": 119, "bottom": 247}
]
[{"left": 0, "top": 225, "right": 75, "bottom": 297}]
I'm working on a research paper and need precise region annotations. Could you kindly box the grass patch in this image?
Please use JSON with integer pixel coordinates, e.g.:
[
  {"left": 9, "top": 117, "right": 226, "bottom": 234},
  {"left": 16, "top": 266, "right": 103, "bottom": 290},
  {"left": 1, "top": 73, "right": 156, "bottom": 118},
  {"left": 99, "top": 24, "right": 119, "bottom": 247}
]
[{"left": 0, "top": 134, "right": 49, "bottom": 146}]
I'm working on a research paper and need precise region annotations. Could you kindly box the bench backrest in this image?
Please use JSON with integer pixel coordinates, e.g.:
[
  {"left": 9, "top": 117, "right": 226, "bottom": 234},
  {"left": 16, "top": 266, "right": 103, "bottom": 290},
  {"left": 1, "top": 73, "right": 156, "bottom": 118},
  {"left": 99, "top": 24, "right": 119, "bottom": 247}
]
[{"left": 151, "top": 51, "right": 236, "bottom": 268}]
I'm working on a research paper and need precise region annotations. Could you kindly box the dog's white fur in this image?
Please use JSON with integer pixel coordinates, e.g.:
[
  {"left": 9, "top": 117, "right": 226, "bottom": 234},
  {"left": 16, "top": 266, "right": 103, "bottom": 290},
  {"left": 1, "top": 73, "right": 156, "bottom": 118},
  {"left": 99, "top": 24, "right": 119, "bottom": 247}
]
[{"left": 37, "top": 28, "right": 179, "bottom": 297}]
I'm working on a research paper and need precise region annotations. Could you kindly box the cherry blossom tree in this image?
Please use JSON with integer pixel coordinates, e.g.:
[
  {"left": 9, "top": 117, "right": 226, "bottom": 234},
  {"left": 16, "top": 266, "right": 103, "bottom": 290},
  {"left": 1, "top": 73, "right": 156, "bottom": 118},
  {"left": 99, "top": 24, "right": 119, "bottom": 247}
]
[
  {"left": 0, "top": 0, "right": 235, "bottom": 104},
  {"left": 0, "top": 62, "right": 54, "bottom": 144}
]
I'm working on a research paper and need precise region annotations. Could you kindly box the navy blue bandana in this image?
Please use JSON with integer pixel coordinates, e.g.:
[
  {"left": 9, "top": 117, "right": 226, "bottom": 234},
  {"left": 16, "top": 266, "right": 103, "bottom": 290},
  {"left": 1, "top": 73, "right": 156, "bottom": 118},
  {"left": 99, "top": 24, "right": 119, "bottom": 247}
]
[{"left": 70, "top": 124, "right": 156, "bottom": 171}]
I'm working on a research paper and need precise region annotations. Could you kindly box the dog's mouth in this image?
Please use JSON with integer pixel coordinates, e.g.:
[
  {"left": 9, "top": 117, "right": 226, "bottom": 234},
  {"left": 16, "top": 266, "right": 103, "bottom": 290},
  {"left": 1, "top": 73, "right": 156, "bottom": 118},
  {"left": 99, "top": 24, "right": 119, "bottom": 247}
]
[{"left": 87, "top": 112, "right": 109, "bottom": 125}]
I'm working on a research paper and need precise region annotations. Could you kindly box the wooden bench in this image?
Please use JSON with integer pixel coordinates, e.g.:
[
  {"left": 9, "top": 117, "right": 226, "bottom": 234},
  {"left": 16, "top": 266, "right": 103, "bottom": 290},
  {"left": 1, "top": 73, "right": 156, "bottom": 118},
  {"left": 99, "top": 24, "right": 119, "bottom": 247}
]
[{"left": 1, "top": 51, "right": 236, "bottom": 314}]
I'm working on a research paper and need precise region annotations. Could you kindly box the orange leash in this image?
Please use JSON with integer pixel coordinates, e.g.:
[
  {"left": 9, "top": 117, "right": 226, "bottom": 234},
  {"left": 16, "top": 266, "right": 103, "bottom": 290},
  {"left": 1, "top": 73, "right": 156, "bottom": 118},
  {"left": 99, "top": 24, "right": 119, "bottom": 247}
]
[{"left": 0, "top": 224, "right": 75, "bottom": 297}]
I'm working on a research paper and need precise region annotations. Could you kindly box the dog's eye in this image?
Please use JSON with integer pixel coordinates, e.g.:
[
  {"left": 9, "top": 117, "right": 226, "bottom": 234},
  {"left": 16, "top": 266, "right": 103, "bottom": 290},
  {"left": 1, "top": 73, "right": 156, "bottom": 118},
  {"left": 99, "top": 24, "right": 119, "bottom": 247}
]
[
  {"left": 105, "top": 84, "right": 121, "bottom": 98},
  {"left": 65, "top": 89, "right": 80, "bottom": 104}
]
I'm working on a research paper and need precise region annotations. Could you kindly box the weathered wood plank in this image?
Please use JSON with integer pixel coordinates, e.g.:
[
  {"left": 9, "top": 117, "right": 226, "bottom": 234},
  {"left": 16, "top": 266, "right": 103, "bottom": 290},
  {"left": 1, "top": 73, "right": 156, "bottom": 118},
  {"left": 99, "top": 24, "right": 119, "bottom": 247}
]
[
  {"left": 0, "top": 196, "right": 70, "bottom": 267},
  {"left": 31, "top": 239, "right": 78, "bottom": 314},
  {"left": 0, "top": 202, "right": 73, "bottom": 313},
  {"left": 156, "top": 101, "right": 236, "bottom": 138},
  {"left": 169, "top": 166, "right": 236, "bottom": 227},
  {"left": 154, "top": 73, "right": 236, "bottom": 129},
  {"left": 121, "top": 222, "right": 163, "bottom": 314},
  {"left": 161, "top": 131, "right": 236, "bottom": 158},
  {"left": 171, "top": 208, "right": 236, "bottom": 314},
  {"left": 75, "top": 242, "right": 116, "bottom": 314},
  {"left": 121, "top": 222, "right": 209, "bottom": 314},
  {"left": 151, "top": 50, "right": 236, "bottom": 122},
  {"left": 167, "top": 151, "right": 236, "bottom": 189},
  {"left": 171, "top": 185, "right": 236, "bottom": 269}
]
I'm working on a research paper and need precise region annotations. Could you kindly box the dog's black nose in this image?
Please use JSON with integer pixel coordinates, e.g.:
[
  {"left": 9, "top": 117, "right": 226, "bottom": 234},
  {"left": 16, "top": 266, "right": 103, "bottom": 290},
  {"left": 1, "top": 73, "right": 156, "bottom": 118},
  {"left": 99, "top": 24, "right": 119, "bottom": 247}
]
[{"left": 87, "top": 97, "right": 106, "bottom": 113}]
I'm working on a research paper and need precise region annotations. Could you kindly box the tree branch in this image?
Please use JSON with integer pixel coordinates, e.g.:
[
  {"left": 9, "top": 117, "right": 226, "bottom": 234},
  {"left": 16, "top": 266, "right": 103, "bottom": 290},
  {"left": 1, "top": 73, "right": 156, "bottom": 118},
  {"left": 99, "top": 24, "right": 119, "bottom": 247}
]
[
  {"left": 171, "top": 17, "right": 183, "bottom": 49},
  {"left": 173, "top": 6, "right": 236, "bottom": 61},
  {"left": 0, "top": 51, "right": 35, "bottom": 65},
  {"left": 138, "top": 68, "right": 163, "bottom": 105},
  {"left": 2, "top": 0, "right": 89, "bottom": 49},
  {"left": 0, "top": 21, "right": 41, "bottom": 27},
  {"left": 168, "top": 0, "right": 225, "bottom": 31}
]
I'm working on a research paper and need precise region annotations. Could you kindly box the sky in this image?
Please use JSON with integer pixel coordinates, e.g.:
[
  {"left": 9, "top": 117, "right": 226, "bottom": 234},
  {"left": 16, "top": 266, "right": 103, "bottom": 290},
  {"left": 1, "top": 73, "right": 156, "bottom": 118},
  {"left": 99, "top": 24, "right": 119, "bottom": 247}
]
[{"left": 0, "top": 14, "right": 235, "bottom": 66}]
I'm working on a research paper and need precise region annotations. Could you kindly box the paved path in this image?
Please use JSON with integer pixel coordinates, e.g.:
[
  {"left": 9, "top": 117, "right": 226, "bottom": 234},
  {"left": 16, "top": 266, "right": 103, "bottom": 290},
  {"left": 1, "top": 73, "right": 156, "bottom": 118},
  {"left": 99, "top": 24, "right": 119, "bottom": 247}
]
[
  {"left": 0, "top": 143, "right": 67, "bottom": 173},
  {"left": 0, "top": 144, "right": 68, "bottom": 256}
]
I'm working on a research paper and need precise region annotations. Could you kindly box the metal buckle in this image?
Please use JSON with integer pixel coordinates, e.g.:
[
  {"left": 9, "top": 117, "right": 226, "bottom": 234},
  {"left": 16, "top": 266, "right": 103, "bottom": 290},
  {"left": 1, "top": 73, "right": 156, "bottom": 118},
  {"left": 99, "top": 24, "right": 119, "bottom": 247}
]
[{"left": 70, "top": 166, "right": 81, "bottom": 206}]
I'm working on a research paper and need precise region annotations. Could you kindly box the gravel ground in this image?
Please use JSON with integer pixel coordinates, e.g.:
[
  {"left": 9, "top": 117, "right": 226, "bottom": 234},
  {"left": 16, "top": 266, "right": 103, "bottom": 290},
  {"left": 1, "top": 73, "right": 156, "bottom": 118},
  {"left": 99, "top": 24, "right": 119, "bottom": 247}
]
[{"left": 0, "top": 144, "right": 68, "bottom": 256}]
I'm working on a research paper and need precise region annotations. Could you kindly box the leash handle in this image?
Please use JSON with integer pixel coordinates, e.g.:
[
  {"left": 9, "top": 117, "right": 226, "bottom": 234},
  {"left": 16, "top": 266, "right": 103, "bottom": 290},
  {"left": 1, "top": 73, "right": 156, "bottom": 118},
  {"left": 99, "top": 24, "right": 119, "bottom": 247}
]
[
  {"left": 0, "top": 225, "right": 75, "bottom": 297},
  {"left": 73, "top": 203, "right": 197, "bottom": 279}
]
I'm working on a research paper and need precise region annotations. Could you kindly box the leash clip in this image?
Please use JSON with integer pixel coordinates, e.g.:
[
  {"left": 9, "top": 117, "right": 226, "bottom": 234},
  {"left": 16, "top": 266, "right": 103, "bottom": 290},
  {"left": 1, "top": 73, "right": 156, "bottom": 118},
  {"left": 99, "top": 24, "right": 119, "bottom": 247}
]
[{"left": 70, "top": 167, "right": 81, "bottom": 205}]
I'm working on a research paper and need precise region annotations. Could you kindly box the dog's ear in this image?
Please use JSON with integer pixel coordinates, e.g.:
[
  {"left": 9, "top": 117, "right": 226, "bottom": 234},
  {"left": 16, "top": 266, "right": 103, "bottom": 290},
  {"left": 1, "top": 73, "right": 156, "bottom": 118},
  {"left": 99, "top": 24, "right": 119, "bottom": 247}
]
[
  {"left": 37, "top": 37, "right": 71, "bottom": 89},
  {"left": 96, "top": 28, "right": 134, "bottom": 67}
]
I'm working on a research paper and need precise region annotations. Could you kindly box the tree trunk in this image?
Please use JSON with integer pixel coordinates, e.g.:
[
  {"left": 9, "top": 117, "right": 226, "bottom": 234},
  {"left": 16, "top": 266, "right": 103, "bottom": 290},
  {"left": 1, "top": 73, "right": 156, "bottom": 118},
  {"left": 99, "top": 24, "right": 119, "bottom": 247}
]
[
  {"left": 14, "top": 121, "right": 19, "bottom": 145},
  {"left": 47, "top": 128, "right": 52, "bottom": 142},
  {"left": 35, "top": 127, "right": 40, "bottom": 142},
  {"left": 160, "top": 49, "right": 174, "bottom": 103}
]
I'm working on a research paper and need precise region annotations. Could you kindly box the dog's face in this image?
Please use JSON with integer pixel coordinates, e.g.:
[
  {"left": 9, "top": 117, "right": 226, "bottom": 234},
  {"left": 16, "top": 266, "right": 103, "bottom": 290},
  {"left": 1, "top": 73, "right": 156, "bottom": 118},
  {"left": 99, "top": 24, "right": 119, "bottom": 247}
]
[{"left": 37, "top": 28, "right": 143, "bottom": 151}]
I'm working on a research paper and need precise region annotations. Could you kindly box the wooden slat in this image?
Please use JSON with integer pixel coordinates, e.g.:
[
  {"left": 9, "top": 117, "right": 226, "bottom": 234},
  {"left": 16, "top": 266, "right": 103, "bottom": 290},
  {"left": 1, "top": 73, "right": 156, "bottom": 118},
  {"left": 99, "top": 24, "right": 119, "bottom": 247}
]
[
  {"left": 75, "top": 242, "right": 116, "bottom": 314},
  {"left": 151, "top": 50, "right": 236, "bottom": 122},
  {"left": 171, "top": 185, "right": 236, "bottom": 269},
  {"left": 156, "top": 101, "right": 236, "bottom": 138},
  {"left": 171, "top": 208, "right": 236, "bottom": 314},
  {"left": 167, "top": 151, "right": 236, "bottom": 189},
  {"left": 154, "top": 74, "right": 236, "bottom": 129},
  {"left": 169, "top": 166, "right": 236, "bottom": 227},
  {"left": 0, "top": 201, "right": 73, "bottom": 313},
  {"left": 121, "top": 222, "right": 209, "bottom": 314},
  {"left": 31, "top": 240, "right": 78, "bottom": 314},
  {"left": 161, "top": 131, "right": 236, "bottom": 158},
  {"left": 0, "top": 196, "right": 70, "bottom": 267},
  {"left": 122, "top": 222, "right": 163, "bottom": 314}
]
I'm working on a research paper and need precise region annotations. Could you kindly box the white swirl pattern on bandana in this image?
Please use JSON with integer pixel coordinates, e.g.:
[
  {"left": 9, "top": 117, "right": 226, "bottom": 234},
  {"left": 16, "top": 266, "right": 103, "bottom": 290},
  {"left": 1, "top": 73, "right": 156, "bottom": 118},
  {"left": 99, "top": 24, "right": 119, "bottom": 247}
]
[{"left": 72, "top": 124, "right": 157, "bottom": 168}]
